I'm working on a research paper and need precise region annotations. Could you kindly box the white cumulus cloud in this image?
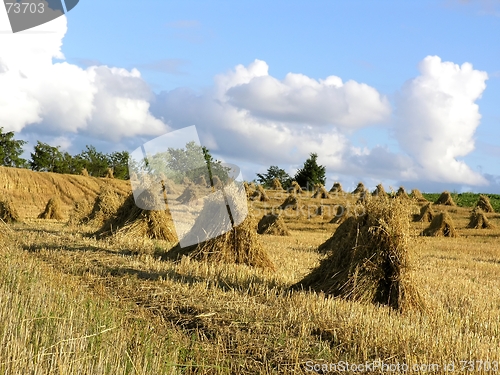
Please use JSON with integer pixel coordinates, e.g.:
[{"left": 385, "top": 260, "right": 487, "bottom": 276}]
[
  {"left": 394, "top": 55, "right": 488, "bottom": 185},
  {"left": 223, "top": 60, "right": 391, "bottom": 129},
  {"left": 0, "top": 11, "right": 168, "bottom": 140}
]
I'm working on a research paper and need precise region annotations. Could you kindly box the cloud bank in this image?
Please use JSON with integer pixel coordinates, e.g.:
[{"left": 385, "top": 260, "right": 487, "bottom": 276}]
[
  {"left": 0, "top": 12, "right": 168, "bottom": 141},
  {"left": 0, "top": 9, "right": 492, "bottom": 189}
]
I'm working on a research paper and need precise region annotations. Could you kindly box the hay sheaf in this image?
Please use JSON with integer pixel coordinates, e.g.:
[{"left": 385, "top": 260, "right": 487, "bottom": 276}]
[
  {"left": 81, "top": 168, "right": 89, "bottom": 177},
  {"left": 78, "top": 187, "right": 126, "bottom": 226},
  {"left": 257, "top": 214, "right": 290, "bottom": 236},
  {"left": 421, "top": 212, "right": 458, "bottom": 237},
  {"left": 372, "top": 184, "right": 387, "bottom": 197},
  {"left": 467, "top": 208, "right": 494, "bottom": 229},
  {"left": 105, "top": 168, "right": 114, "bottom": 179},
  {"left": 271, "top": 178, "right": 284, "bottom": 190},
  {"left": 0, "top": 199, "right": 20, "bottom": 223},
  {"left": 476, "top": 195, "right": 494, "bottom": 213},
  {"left": 38, "top": 197, "right": 64, "bottom": 220},
  {"left": 68, "top": 200, "right": 93, "bottom": 226},
  {"left": 329, "top": 182, "right": 343, "bottom": 194},
  {"left": 97, "top": 189, "right": 177, "bottom": 241},
  {"left": 279, "top": 194, "right": 301, "bottom": 210},
  {"left": 176, "top": 185, "right": 200, "bottom": 205},
  {"left": 352, "top": 182, "right": 366, "bottom": 194},
  {"left": 413, "top": 203, "right": 434, "bottom": 223},
  {"left": 212, "top": 176, "right": 224, "bottom": 190},
  {"left": 291, "top": 181, "right": 304, "bottom": 195},
  {"left": 435, "top": 191, "right": 456, "bottom": 206},
  {"left": 396, "top": 187, "right": 409, "bottom": 199},
  {"left": 195, "top": 175, "right": 208, "bottom": 187},
  {"left": 411, "top": 189, "right": 428, "bottom": 203},
  {"left": 250, "top": 185, "right": 270, "bottom": 202},
  {"left": 312, "top": 185, "right": 330, "bottom": 199},
  {"left": 292, "top": 197, "right": 423, "bottom": 312},
  {"left": 243, "top": 182, "right": 253, "bottom": 198},
  {"left": 329, "top": 205, "right": 350, "bottom": 225},
  {"left": 165, "top": 186, "right": 275, "bottom": 270}
]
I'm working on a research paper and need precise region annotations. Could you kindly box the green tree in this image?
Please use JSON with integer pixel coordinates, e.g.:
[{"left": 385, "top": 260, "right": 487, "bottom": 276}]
[
  {"left": 202, "top": 146, "right": 230, "bottom": 184},
  {"left": 107, "top": 151, "right": 130, "bottom": 180},
  {"left": 0, "top": 127, "right": 28, "bottom": 168},
  {"left": 256, "top": 166, "right": 292, "bottom": 189},
  {"left": 294, "top": 153, "right": 326, "bottom": 190},
  {"left": 78, "top": 145, "right": 109, "bottom": 177},
  {"left": 30, "top": 141, "right": 64, "bottom": 172}
]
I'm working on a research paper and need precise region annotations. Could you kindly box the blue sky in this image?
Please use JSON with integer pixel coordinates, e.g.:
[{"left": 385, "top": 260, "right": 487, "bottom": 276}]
[{"left": 1, "top": 0, "right": 499, "bottom": 192}]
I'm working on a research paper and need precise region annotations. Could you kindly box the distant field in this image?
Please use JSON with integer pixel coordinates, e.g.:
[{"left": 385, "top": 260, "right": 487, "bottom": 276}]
[{"left": 422, "top": 192, "right": 500, "bottom": 212}]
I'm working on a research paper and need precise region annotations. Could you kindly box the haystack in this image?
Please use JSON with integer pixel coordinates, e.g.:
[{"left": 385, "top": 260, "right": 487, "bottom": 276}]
[
  {"left": 435, "top": 191, "right": 456, "bottom": 206},
  {"left": 176, "top": 185, "right": 200, "bottom": 205},
  {"left": 312, "top": 185, "right": 330, "bottom": 199},
  {"left": 476, "top": 195, "right": 494, "bottom": 213},
  {"left": 212, "top": 175, "right": 223, "bottom": 190},
  {"left": 413, "top": 203, "right": 434, "bottom": 223},
  {"left": 291, "top": 181, "right": 304, "bottom": 195},
  {"left": 329, "top": 205, "right": 349, "bottom": 224},
  {"left": 79, "top": 187, "right": 126, "bottom": 226},
  {"left": 250, "top": 185, "right": 270, "bottom": 202},
  {"left": 165, "top": 186, "right": 275, "bottom": 270},
  {"left": 97, "top": 188, "right": 177, "bottom": 241},
  {"left": 0, "top": 199, "right": 19, "bottom": 223},
  {"left": 411, "top": 189, "right": 428, "bottom": 203},
  {"left": 329, "top": 182, "right": 343, "bottom": 194},
  {"left": 243, "top": 181, "right": 253, "bottom": 198},
  {"left": 396, "top": 187, "right": 409, "bottom": 199},
  {"left": 162, "top": 179, "right": 179, "bottom": 194},
  {"left": 68, "top": 200, "right": 93, "bottom": 226},
  {"left": 279, "top": 194, "right": 301, "bottom": 210},
  {"left": 467, "top": 208, "right": 494, "bottom": 229},
  {"left": 272, "top": 178, "right": 284, "bottom": 190},
  {"left": 372, "top": 184, "right": 387, "bottom": 197},
  {"left": 105, "top": 168, "right": 114, "bottom": 179},
  {"left": 292, "top": 197, "right": 422, "bottom": 312},
  {"left": 38, "top": 197, "right": 64, "bottom": 220},
  {"left": 352, "top": 182, "right": 366, "bottom": 194},
  {"left": 81, "top": 168, "right": 89, "bottom": 177},
  {"left": 195, "top": 175, "right": 208, "bottom": 187},
  {"left": 257, "top": 214, "right": 290, "bottom": 236},
  {"left": 421, "top": 212, "right": 458, "bottom": 237}
]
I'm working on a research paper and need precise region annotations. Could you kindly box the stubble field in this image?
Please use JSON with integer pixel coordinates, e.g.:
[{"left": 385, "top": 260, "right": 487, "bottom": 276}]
[{"left": 1, "top": 167, "right": 500, "bottom": 374}]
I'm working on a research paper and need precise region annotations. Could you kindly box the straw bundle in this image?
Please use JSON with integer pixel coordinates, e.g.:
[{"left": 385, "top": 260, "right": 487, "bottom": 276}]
[
  {"left": 312, "top": 185, "right": 330, "bottom": 199},
  {"left": 97, "top": 188, "right": 177, "bottom": 241},
  {"left": 166, "top": 184, "right": 275, "bottom": 270},
  {"left": 292, "top": 197, "right": 423, "bottom": 312},
  {"left": 421, "top": 212, "right": 458, "bottom": 237},
  {"left": 467, "top": 208, "right": 494, "bottom": 229},
  {"left": 476, "top": 195, "right": 494, "bottom": 213},
  {"left": 0, "top": 199, "right": 19, "bottom": 223},
  {"left": 271, "top": 178, "right": 284, "bottom": 190},
  {"left": 352, "top": 182, "right": 366, "bottom": 194},
  {"left": 435, "top": 191, "right": 456, "bottom": 206},
  {"left": 329, "top": 182, "right": 343, "bottom": 194},
  {"left": 38, "top": 197, "right": 64, "bottom": 220},
  {"left": 257, "top": 214, "right": 290, "bottom": 236}
]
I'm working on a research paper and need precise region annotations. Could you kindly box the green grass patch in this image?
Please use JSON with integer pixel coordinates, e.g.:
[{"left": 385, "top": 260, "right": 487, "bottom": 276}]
[{"left": 422, "top": 192, "right": 500, "bottom": 212}]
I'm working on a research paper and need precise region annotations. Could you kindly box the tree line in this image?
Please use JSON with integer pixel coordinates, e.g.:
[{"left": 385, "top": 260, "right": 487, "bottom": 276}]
[
  {"left": 1, "top": 127, "right": 326, "bottom": 187},
  {"left": 0, "top": 127, "right": 129, "bottom": 179}
]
